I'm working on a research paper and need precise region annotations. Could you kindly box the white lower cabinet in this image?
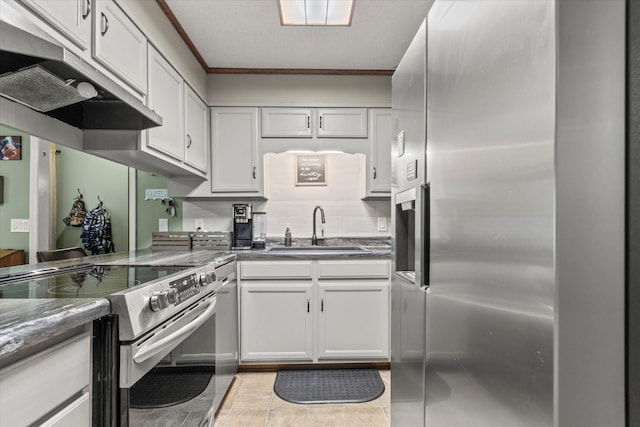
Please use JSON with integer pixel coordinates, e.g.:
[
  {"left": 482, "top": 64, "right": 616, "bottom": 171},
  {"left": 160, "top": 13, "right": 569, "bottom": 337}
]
[
  {"left": 241, "top": 282, "right": 314, "bottom": 362},
  {"left": 239, "top": 259, "right": 390, "bottom": 364},
  {"left": 317, "top": 281, "right": 389, "bottom": 360},
  {"left": 0, "top": 332, "right": 92, "bottom": 426}
]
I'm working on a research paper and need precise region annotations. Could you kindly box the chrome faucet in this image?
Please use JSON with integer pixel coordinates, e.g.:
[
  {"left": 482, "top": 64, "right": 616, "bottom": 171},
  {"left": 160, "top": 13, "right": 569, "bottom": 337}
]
[{"left": 311, "top": 205, "right": 326, "bottom": 245}]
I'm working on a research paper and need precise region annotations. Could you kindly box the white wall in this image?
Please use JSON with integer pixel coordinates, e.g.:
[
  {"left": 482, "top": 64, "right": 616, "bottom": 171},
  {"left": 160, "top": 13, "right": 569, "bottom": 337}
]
[
  {"left": 207, "top": 74, "right": 391, "bottom": 107},
  {"left": 182, "top": 153, "right": 391, "bottom": 240}
]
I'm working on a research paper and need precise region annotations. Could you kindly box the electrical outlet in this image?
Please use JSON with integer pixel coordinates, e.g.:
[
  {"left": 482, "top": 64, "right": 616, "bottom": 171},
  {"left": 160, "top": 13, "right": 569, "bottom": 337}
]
[
  {"left": 378, "top": 217, "right": 387, "bottom": 232},
  {"left": 195, "top": 218, "right": 205, "bottom": 230}
]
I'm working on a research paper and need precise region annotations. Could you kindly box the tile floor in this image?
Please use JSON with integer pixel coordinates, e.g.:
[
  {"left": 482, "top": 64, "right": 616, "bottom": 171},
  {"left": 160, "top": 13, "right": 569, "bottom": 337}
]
[{"left": 213, "top": 370, "right": 391, "bottom": 427}]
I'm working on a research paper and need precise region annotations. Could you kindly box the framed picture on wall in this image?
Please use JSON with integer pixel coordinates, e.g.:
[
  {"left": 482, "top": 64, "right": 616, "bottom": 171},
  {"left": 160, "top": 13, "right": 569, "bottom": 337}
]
[
  {"left": 296, "top": 154, "right": 327, "bottom": 186},
  {"left": 0, "top": 136, "right": 21, "bottom": 160}
]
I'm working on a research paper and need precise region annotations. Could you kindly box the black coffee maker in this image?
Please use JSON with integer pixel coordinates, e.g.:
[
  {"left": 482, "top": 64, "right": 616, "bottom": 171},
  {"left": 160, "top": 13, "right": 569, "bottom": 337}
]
[{"left": 232, "top": 204, "right": 252, "bottom": 248}]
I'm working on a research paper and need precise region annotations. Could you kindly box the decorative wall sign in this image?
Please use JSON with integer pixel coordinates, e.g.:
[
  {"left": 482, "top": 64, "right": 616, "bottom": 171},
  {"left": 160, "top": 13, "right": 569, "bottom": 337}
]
[
  {"left": 145, "top": 188, "right": 169, "bottom": 200},
  {"left": 296, "top": 154, "right": 327, "bottom": 186},
  {"left": 0, "top": 136, "right": 21, "bottom": 160}
]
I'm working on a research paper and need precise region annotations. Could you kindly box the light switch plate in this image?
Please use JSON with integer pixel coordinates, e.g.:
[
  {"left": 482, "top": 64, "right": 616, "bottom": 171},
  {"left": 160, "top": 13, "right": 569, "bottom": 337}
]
[
  {"left": 378, "top": 217, "right": 387, "bottom": 232},
  {"left": 10, "top": 218, "right": 29, "bottom": 232}
]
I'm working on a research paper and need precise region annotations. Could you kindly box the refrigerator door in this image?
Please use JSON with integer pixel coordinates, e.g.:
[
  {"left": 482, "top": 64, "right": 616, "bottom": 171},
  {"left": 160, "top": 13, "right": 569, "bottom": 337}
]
[
  {"left": 425, "top": 1, "right": 555, "bottom": 426},
  {"left": 390, "top": 272, "right": 426, "bottom": 427},
  {"left": 390, "top": 17, "right": 428, "bottom": 427}
]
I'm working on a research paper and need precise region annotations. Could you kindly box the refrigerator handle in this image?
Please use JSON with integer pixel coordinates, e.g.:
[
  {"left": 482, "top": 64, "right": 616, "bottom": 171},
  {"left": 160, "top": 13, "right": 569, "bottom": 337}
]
[{"left": 421, "top": 182, "right": 430, "bottom": 290}]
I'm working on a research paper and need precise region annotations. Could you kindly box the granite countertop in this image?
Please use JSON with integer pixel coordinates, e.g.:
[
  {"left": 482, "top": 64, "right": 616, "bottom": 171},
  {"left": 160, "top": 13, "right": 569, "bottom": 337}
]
[
  {"left": 234, "top": 237, "right": 391, "bottom": 260},
  {"left": 0, "top": 241, "right": 387, "bottom": 366},
  {"left": 0, "top": 298, "right": 111, "bottom": 368}
]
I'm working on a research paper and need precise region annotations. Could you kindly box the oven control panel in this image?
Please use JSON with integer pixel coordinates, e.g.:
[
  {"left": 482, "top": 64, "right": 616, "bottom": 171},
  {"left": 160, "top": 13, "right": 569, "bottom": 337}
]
[{"left": 150, "top": 271, "right": 210, "bottom": 312}]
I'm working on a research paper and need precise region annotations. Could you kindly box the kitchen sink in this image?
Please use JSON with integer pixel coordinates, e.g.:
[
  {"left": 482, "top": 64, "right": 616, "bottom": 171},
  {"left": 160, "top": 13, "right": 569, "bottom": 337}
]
[{"left": 265, "top": 245, "right": 370, "bottom": 254}]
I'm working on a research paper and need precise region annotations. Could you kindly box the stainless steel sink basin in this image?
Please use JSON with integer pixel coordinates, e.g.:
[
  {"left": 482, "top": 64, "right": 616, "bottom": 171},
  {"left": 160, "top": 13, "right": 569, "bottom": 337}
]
[{"left": 265, "top": 245, "right": 370, "bottom": 254}]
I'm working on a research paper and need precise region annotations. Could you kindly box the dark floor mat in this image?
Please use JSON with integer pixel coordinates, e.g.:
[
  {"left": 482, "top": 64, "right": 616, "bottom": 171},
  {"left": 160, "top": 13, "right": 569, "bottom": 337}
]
[
  {"left": 130, "top": 367, "right": 214, "bottom": 408},
  {"left": 274, "top": 368, "right": 385, "bottom": 404}
]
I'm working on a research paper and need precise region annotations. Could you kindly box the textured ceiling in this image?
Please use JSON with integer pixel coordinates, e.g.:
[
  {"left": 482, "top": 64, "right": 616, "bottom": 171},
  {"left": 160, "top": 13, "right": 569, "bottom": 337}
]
[{"left": 163, "top": 0, "right": 432, "bottom": 72}]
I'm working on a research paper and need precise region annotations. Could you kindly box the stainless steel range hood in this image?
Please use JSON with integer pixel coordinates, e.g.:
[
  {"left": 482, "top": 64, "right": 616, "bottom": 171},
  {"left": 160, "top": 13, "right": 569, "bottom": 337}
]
[{"left": 0, "top": 20, "right": 161, "bottom": 131}]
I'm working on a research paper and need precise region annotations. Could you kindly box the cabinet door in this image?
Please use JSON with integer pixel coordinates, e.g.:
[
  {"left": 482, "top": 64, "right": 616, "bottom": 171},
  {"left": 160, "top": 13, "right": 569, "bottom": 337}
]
[
  {"left": 211, "top": 107, "right": 261, "bottom": 193},
  {"left": 184, "top": 85, "right": 208, "bottom": 173},
  {"left": 21, "top": 0, "right": 92, "bottom": 50},
  {"left": 93, "top": 0, "right": 147, "bottom": 93},
  {"left": 317, "top": 108, "right": 368, "bottom": 138},
  {"left": 240, "top": 282, "right": 314, "bottom": 362},
  {"left": 317, "top": 281, "right": 389, "bottom": 359},
  {"left": 147, "top": 46, "right": 184, "bottom": 161},
  {"left": 367, "top": 109, "right": 392, "bottom": 195},
  {"left": 261, "top": 108, "right": 313, "bottom": 138}
]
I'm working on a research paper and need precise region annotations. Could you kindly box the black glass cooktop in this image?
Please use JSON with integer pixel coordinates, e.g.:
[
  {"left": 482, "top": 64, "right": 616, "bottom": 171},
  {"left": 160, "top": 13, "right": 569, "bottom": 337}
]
[{"left": 0, "top": 265, "right": 191, "bottom": 299}]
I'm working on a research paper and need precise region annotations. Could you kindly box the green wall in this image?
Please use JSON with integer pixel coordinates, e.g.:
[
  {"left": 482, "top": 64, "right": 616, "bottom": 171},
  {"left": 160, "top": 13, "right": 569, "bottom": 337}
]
[
  {"left": 136, "top": 171, "right": 183, "bottom": 249},
  {"left": 56, "top": 146, "right": 129, "bottom": 252},
  {"left": 0, "top": 124, "right": 184, "bottom": 255},
  {"left": 0, "top": 125, "right": 30, "bottom": 252}
]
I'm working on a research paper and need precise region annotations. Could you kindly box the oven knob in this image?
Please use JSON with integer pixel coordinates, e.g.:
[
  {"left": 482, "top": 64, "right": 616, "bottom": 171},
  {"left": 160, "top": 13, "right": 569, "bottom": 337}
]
[
  {"left": 199, "top": 272, "right": 214, "bottom": 286},
  {"left": 149, "top": 292, "right": 169, "bottom": 312}
]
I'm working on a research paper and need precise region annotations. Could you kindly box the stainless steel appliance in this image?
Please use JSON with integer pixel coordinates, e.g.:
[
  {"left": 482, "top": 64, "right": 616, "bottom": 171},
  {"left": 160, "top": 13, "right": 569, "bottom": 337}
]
[
  {"left": 0, "top": 7, "right": 161, "bottom": 131},
  {"left": 0, "top": 250, "right": 238, "bottom": 427},
  {"left": 251, "top": 211, "right": 267, "bottom": 249},
  {"left": 232, "top": 204, "right": 253, "bottom": 249},
  {"left": 106, "top": 251, "right": 237, "bottom": 427},
  {"left": 391, "top": 1, "right": 626, "bottom": 426},
  {"left": 390, "top": 18, "right": 428, "bottom": 427}
]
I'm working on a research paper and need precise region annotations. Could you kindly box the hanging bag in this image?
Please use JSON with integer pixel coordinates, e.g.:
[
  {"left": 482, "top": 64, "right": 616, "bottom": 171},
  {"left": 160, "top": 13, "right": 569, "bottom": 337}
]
[
  {"left": 80, "top": 199, "right": 114, "bottom": 255},
  {"left": 63, "top": 192, "right": 87, "bottom": 227}
]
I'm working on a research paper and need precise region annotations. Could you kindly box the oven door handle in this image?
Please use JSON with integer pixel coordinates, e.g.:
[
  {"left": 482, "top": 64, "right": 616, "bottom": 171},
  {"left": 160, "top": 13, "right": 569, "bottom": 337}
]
[{"left": 132, "top": 296, "right": 217, "bottom": 364}]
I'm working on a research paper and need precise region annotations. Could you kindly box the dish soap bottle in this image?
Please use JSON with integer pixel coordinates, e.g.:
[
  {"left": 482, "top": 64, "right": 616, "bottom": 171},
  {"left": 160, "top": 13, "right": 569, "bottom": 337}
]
[{"left": 284, "top": 227, "right": 292, "bottom": 246}]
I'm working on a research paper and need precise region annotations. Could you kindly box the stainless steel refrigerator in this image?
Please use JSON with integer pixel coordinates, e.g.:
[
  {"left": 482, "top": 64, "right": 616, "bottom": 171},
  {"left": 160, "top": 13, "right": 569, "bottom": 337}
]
[{"left": 391, "top": 1, "right": 626, "bottom": 426}]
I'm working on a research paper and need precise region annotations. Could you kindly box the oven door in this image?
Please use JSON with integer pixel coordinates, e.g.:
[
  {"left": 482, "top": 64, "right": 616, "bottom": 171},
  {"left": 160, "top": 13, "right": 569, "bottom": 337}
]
[{"left": 120, "top": 292, "right": 217, "bottom": 427}]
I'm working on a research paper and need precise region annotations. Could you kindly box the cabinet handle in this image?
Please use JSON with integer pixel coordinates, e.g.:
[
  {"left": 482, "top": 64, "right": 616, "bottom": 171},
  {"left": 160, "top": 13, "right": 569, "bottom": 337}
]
[
  {"left": 82, "top": 0, "right": 91, "bottom": 20},
  {"left": 252, "top": 167, "right": 256, "bottom": 179},
  {"left": 100, "top": 13, "right": 109, "bottom": 36},
  {"left": 373, "top": 167, "right": 377, "bottom": 179},
  {"left": 319, "top": 116, "right": 323, "bottom": 129},
  {"left": 321, "top": 298, "right": 324, "bottom": 312},
  {"left": 307, "top": 299, "right": 310, "bottom": 313},
  {"left": 186, "top": 134, "right": 192, "bottom": 148},
  {"left": 307, "top": 116, "right": 310, "bottom": 129}
]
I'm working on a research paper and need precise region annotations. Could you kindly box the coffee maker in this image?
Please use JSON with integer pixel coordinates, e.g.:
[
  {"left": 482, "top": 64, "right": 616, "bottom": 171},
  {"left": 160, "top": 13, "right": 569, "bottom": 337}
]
[{"left": 232, "top": 204, "right": 252, "bottom": 248}]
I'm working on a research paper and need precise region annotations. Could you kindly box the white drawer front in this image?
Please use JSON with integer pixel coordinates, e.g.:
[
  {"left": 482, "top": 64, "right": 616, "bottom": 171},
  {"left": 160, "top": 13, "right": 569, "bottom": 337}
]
[
  {"left": 318, "top": 260, "right": 389, "bottom": 278},
  {"left": 0, "top": 333, "right": 91, "bottom": 427},
  {"left": 240, "top": 261, "right": 313, "bottom": 279},
  {"left": 40, "top": 392, "right": 91, "bottom": 427}
]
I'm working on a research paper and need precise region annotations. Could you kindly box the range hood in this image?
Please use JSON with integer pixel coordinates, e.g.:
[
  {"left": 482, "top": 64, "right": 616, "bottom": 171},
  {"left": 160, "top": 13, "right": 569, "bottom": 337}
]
[{"left": 0, "top": 20, "right": 161, "bottom": 131}]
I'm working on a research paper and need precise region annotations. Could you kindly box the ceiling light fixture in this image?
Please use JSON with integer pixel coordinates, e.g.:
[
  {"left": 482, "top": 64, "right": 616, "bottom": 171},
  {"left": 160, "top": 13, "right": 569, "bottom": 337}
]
[{"left": 279, "top": 0, "right": 355, "bottom": 26}]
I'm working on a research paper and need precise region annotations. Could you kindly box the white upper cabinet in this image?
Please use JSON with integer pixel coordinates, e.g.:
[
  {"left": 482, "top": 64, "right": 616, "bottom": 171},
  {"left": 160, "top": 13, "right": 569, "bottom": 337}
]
[
  {"left": 93, "top": 0, "right": 147, "bottom": 94},
  {"left": 261, "top": 108, "right": 368, "bottom": 138},
  {"left": 184, "top": 85, "right": 208, "bottom": 173},
  {"left": 365, "top": 108, "right": 392, "bottom": 196},
  {"left": 146, "top": 45, "right": 184, "bottom": 161},
  {"left": 316, "top": 108, "right": 368, "bottom": 138},
  {"left": 19, "top": 0, "right": 92, "bottom": 50},
  {"left": 261, "top": 108, "right": 313, "bottom": 138},
  {"left": 211, "top": 107, "right": 262, "bottom": 193}
]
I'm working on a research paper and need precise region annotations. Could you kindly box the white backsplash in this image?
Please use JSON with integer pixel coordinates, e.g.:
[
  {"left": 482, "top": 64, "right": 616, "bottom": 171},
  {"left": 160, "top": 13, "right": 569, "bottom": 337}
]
[{"left": 182, "top": 153, "right": 391, "bottom": 240}]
